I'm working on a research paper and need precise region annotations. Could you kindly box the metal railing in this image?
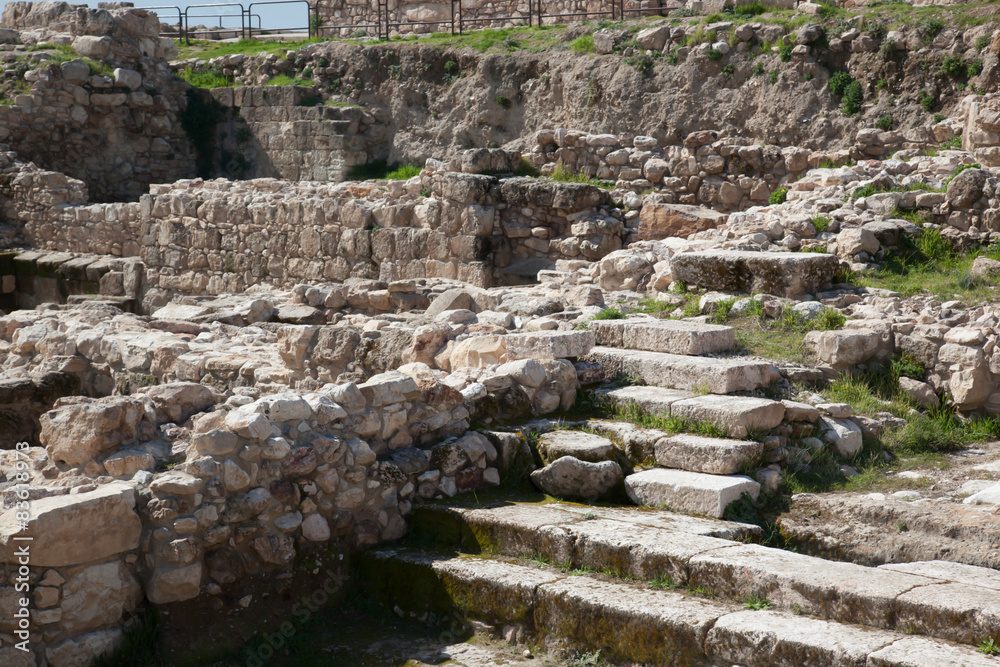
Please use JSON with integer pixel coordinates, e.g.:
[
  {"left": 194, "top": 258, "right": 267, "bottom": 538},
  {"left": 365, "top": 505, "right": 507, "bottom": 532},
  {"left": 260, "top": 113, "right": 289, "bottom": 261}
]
[{"left": 143, "top": 0, "right": 670, "bottom": 44}]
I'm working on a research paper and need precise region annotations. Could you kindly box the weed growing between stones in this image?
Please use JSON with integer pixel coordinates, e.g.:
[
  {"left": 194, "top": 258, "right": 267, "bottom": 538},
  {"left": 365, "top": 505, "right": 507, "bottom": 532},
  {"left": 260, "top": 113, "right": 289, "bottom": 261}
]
[
  {"left": 742, "top": 593, "right": 773, "bottom": 610},
  {"left": 592, "top": 307, "right": 627, "bottom": 320},
  {"left": 567, "top": 650, "right": 606, "bottom": 667},
  {"left": 648, "top": 574, "right": 676, "bottom": 590},
  {"left": 979, "top": 638, "right": 1000, "bottom": 656}
]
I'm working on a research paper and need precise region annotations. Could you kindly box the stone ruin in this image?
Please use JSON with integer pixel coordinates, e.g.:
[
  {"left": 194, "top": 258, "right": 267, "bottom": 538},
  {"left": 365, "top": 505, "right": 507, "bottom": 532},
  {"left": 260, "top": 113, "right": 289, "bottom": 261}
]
[{"left": 0, "top": 1, "right": 999, "bottom": 665}]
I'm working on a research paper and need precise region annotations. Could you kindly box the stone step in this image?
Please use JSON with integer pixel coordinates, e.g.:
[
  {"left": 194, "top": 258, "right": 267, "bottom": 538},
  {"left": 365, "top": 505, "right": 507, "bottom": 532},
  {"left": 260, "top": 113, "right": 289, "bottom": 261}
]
[
  {"left": 654, "top": 433, "right": 764, "bottom": 475},
  {"left": 589, "top": 318, "right": 736, "bottom": 355},
  {"left": 598, "top": 385, "right": 786, "bottom": 438},
  {"left": 361, "top": 547, "right": 997, "bottom": 667},
  {"left": 585, "top": 346, "right": 779, "bottom": 394},
  {"left": 537, "top": 429, "right": 614, "bottom": 463},
  {"left": 624, "top": 468, "right": 761, "bottom": 518},
  {"left": 406, "top": 502, "right": 1000, "bottom": 650}
]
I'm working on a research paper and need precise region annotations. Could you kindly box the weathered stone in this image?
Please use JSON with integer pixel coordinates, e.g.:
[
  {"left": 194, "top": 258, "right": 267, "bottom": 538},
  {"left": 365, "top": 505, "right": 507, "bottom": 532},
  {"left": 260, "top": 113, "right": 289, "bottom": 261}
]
[
  {"left": 506, "top": 331, "right": 595, "bottom": 360},
  {"left": 40, "top": 395, "right": 146, "bottom": 466},
  {"left": 639, "top": 201, "right": 727, "bottom": 240},
  {"left": 539, "top": 430, "right": 614, "bottom": 463},
  {"left": 625, "top": 469, "right": 759, "bottom": 518},
  {"left": 529, "top": 456, "right": 623, "bottom": 499},
  {"left": 0, "top": 483, "right": 141, "bottom": 567},
  {"left": 670, "top": 250, "right": 839, "bottom": 297},
  {"left": 589, "top": 319, "right": 735, "bottom": 355},
  {"left": 655, "top": 434, "right": 763, "bottom": 475}
]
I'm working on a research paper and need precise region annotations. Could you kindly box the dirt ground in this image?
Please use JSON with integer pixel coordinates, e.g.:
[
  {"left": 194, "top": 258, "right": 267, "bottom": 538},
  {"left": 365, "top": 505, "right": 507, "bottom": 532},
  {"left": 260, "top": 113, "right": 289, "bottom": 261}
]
[{"left": 778, "top": 441, "right": 1000, "bottom": 568}]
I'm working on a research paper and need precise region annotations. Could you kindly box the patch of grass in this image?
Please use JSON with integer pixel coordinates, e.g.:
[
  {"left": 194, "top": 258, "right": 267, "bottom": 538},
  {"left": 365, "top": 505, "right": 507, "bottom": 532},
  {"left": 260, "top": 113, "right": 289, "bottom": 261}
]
[
  {"left": 600, "top": 401, "right": 731, "bottom": 439},
  {"left": 385, "top": 164, "right": 422, "bottom": 180},
  {"left": 549, "top": 161, "right": 614, "bottom": 189},
  {"left": 177, "top": 66, "right": 233, "bottom": 88},
  {"left": 324, "top": 99, "right": 359, "bottom": 108},
  {"left": 267, "top": 73, "right": 312, "bottom": 87},
  {"left": 649, "top": 574, "right": 676, "bottom": 590},
  {"left": 593, "top": 307, "right": 627, "bottom": 320},
  {"left": 888, "top": 408, "right": 1000, "bottom": 454},
  {"left": 778, "top": 42, "right": 793, "bottom": 62},
  {"left": 743, "top": 593, "right": 773, "bottom": 610},
  {"left": 570, "top": 34, "right": 595, "bottom": 54},
  {"left": 706, "top": 48, "right": 724, "bottom": 61},
  {"left": 346, "top": 160, "right": 420, "bottom": 181},
  {"left": 968, "top": 59, "right": 984, "bottom": 77}
]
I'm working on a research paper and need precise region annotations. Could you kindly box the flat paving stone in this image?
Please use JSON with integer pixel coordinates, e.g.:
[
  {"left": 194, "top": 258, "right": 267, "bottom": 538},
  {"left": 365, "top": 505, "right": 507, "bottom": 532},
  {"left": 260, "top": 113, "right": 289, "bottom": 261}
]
[
  {"left": 625, "top": 468, "right": 760, "bottom": 518},
  {"left": 535, "top": 576, "right": 728, "bottom": 665},
  {"left": 866, "top": 636, "right": 1000, "bottom": 667},
  {"left": 705, "top": 610, "right": 898, "bottom": 667},
  {"left": 590, "top": 318, "right": 736, "bottom": 355},
  {"left": 879, "top": 559, "right": 1000, "bottom": 592},
  {"left": 686, "top": 543, "right": 938, "bottom": 630}
]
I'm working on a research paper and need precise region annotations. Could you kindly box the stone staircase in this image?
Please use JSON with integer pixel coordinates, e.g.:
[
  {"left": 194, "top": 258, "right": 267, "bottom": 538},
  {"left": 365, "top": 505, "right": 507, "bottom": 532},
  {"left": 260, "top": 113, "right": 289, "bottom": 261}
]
[{"left": 360, "top": 502, "right": 1000, "bottom": 666}]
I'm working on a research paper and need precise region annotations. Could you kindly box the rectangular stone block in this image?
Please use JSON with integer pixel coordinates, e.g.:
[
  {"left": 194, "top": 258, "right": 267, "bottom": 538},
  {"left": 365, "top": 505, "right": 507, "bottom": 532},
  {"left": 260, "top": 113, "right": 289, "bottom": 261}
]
[
  {"left": 590, "top": 319, "right": 735, "bottom": 355},
  {"left": 625, "top": 468, "right": 760, "bottom": 518}
]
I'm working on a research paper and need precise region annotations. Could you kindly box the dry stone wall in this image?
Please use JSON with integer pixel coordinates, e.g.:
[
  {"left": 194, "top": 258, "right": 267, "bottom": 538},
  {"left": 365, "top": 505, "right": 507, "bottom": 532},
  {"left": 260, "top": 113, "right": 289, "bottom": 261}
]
[
  {"left": 207, "top": 86, "right": 387, "bottom": 182},
  {"left": 0, "top": 5, "right": 197, "bottom": 201},
  {"left": 3, "top": 151, "right": 627, "bottom": 305}
]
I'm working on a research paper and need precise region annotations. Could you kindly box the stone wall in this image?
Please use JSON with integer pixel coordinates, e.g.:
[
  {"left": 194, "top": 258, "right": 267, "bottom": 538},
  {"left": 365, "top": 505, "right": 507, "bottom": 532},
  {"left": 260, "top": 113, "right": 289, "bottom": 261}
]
[
  {"left": 528, "top": 126, "right": 959, "bottom": 211},
  {"left": 0, "top": 5, "right": 196, "bottom": 201},
  {"left": 4, "top": 153, "right": 627, "bottom": 303},
  {"left": 207, "top": 86, "right": 385, "bottom": 182}
]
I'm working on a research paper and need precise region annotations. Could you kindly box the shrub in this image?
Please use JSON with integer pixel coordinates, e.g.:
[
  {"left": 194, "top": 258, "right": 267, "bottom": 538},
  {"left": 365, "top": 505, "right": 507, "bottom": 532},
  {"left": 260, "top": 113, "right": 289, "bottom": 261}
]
[
  {"left": 939, "top": 55, "right": 966, "bottom": 79},
  {"left": 804, "top": 72, "right": 813, "bottom": 81},
  {"left": 876, "top": 114, "right": 893, "bottom": 130},
  {"left": 721, "top": 63, "right": 735, "bottom": 78},
  {"left": 919, "top": 90, "right": 937, "bottom": 112},
  {"left": 753, "top": 61, "right": 764, "bottom": 76},
  {"left": 385, "top": 164, "right": 421, "bottom": 180},
  {"left": 769, "top": 187, "right": 788, "bottom": 205},
  {"left": 570, "top": 34, "right": 595, "bottom": 54},
  {"left": 828, "top": 71, "right": 854, "bottom": 96},
  {"left": 706, "top": 48, "right": 724, "bottom": 61},
  {"left": 301, "top": 66, "right": 313, "bottom": 78},
  {"left": 734, "top": 2, "right": 769, "bottom": 15},
  {"left": 778, "top": 42, "right": 793, "bottom": 62},
  {"left": 495, "top": 95, "right": 512, "bottom": 109},
  {"left": 594, "top": 308, "right": 627, "bottom": 320},
  {"left": 968, "top": 60, "right": 984, "bottom": 77},
  {"left": 810, "top": 215, "right": 831, "bottom": 233},
  {"left": 841, "top": 80, "right": 863, "bottom": 115},
  {"left": 769, "top": 70, "right": 778, "bottom": 84},
  {"left": 933, "top": 113, "right": 946, "bottom": 123},
  {"left": 878, "top": 37, "right": 896, "bottom": 61},
  {"left": 975, "top": 35, "right": 991, "bottom": 51},
  {"left": 918, "top": 17, "right": 945, "bottom": 43}
]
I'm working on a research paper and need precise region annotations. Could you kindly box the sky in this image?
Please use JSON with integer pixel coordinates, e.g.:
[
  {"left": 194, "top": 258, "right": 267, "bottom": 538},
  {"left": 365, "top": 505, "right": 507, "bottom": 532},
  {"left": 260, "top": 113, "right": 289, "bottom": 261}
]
[{"left": 1, "top": 0, "right": 312, "bottom": 35}]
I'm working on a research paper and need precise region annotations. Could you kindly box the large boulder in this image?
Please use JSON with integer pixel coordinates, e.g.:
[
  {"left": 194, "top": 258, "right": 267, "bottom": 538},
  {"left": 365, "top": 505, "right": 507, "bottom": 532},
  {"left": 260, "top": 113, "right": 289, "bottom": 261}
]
[
  {"left": 638, "top": 201, "right": 728, "bottom": 240},
  {"left": 670, "top": 250, "right": 839, "bottom": 297},
  {"left": 529, "top": 456, "right": 623, "bottom": 499},
  {"left": 946, "top": 168, "right": 989, "bottom": 209},
  {"left": 40, "top": 395, "right": 147, "bottom": 466}
]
